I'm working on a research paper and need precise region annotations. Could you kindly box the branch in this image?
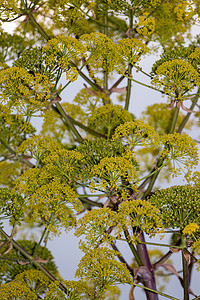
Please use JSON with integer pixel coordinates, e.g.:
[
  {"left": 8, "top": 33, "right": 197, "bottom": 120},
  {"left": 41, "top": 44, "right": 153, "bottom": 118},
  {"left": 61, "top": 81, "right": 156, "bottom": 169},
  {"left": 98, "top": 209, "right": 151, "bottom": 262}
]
[{"left": 0, "top": 227, "right": 68, "bottom": 294}]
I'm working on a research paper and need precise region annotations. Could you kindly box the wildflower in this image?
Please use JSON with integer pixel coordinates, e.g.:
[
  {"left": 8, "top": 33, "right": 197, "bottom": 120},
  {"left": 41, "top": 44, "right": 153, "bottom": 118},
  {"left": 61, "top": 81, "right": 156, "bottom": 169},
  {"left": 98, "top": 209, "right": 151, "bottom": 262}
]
[
  {"left": 136, "top": 13, "right": 155, "bottom": 36},
  {"left": 149, "top": 185, "right": 200, "bottom": 230},
  {"left": 183, "top": 223, "right": 199, "bottom": 236},
  {"left": 112, "top": 120, "right": 160, "bottom": 149},
  {"left": 117, "top": 199, "right": 163, "bottom": 242},
  {"left": 151, "top": 59, "right": 200, "bottom": 108}
]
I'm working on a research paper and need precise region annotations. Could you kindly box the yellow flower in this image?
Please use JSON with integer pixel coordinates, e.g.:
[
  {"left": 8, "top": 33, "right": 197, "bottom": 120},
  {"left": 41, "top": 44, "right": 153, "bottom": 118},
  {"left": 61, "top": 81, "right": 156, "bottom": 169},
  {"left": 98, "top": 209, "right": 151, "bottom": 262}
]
[
  {"left": 183, "top": 223, "right": 199, "bottom": 235},
  {"left": 66, "top": 67, "right": 79, "bottom": 82},
  {"left": 136, "top": 13, "right": 155, "bottom": 36}
]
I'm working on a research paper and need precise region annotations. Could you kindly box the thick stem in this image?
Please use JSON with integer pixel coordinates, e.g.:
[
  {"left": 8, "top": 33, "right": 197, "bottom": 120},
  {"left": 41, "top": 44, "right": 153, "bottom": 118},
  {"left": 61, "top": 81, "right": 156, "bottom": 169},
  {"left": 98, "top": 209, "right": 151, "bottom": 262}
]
[
  {"left": 136, "top": 232, "right": 158, "bottom": 300},
  {"left": 182, "top": 251, "right": 189, "bottom": 300}
]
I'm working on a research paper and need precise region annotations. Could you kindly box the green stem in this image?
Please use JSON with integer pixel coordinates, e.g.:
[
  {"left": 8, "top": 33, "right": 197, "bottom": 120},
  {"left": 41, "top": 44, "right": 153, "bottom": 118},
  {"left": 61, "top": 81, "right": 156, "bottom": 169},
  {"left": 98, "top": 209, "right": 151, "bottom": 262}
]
[
  {"left": 78, "top": 196, "right": 103, "bottom": 207},
  {"left": 28, "top": 13, "right": 50, "bottom": 40},
  {"left": 111, "top": 241, "right": 134, "bottom": 276},
  {"left": 33, "top": 226, "right": 48, "bottom": 257},
  {"left": 132, "top": 283, "right": 179, "bottom": 300},
  {"left": 0, "top": 137, "right": 34, "bottom": 167},
  {"left": 138, "top": 240, "right": 183, "bottom": 249},
  {"left": 53, "top": 106, "right": 106, "bottom": 138},
  {"left": 0, "top": 227, "right": 68, "bottom": 294},
  {"left": 125, "top": 74, "right": 168, "bottom": 95},
  {"left": 123, "top": 230, "right": 142, "bottom": 266},
  {"left": 55, "top": 103, "right": 83, "bottom": 143},
  {"left": 137, "top": 158, "right": 172, "bottom": 183},
  {"left": 125, "top": 64, "right": 132, "bottom": 110},
  {"left": 169, "top": 104, "right": 180, "bottom": 134}
]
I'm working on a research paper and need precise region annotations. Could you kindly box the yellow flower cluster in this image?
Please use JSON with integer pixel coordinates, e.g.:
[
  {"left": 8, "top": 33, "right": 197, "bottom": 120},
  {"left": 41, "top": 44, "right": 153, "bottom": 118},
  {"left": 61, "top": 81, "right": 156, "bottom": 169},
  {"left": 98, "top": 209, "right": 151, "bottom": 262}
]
[
  {"left": 43, "top": 35, "right": 86, "bottom": 77},
  {"left": 149, "top": 185, "right": 200, "bottom": 230},
  {"left": 66, "top": 67, "right": 79, "bottom": 82},
  {"left": 88, "top": 104, "right": 133, "bottom": 137},
  {"left": 0, "top": 0, "right": 19, "bottom": 21},
  {"left": 151, "top": 59, "right": 200, "bottom": 101},
  {"left": 160, "top": 133, "right": 198, "bottom": 177},
  {"left": 18, "top": 135, "right": 60, "bottom": 164},
  {"left": 118, "top": 38, "right": 150, "bottom": 66},
  {"left": 0, "top": 67, "right": 53, "bottom": 115},
  {"left": 89, "top": 149, "right": 139, "bottom": 199},
  {"left": 183, "top": 223, "right": 199, "bottom": 236},
  {"left": 112, "top": 120, "right": 160, "bottom": 149},
  {"left": 75, "top": 247, "right": 132, "bottom": 287},
  {"left": 136, "top": 13, "right": 155, "bottom": 36},
  {"left": 117, "top": 200, "right": 164, "bottom": 241},
  {"left": 14, "top": 137, "right": 84, "bottom": 235},
  {"left": 0, "top": 281, "right": 37, "bottom": 299},
  {"left": 174, "top": 1, "right": 193, "bottom": 21},
  {"left": 192, "top": 239, "right": 200, "bottom": 256},
  {"left": 150, "top": 0, "right": 162, "bottom": 7},
  {"left": 80, "top": 32, "right": 122, "bottom": 76},
  {"left": 75, "top": 208, "right": 118, "bottom": 250}
]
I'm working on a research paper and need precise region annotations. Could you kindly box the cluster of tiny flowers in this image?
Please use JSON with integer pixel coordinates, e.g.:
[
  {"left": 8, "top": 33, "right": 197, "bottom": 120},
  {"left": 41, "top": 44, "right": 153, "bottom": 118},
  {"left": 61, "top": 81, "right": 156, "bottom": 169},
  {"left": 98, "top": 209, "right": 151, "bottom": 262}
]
[
  {"left": 66, "top": 67, "right": 79, "bottom": 82},
  {"left": 174, "top": 1, "right": 193, "bottom": 21},
  {"left": 42, "top": 147, "right": 84, "bottom": 183},
  {"left": 75, "top": 208, "right": 118, "bottom": 250},
  {"left": 117, "top": 200, "right": 164, "bottom": 242},
  {"left": 160, "top": 133, "right": 198, "bottom": 178},
  {"left": 136, "top": 13, "right": 155, "bottom": 36},
  {"left": 89, "top": 150, "right": 139, "bottom": 199},
  {"left": 18, "top": 135, "right": 61, "bottom": 163},
  {"left": 88, "top": 104, "right": 133, "bottom": 136},
  {"left": 80, "top": 33, "right": 122, "bottom": 76},
  {"left": 14, "top": 138, "right": 85, "bottom": 235},
  {"left": 183, "top": 223, "right": 199, "bottom": 236},
  {"left": 189, "top": 47, "right": 200, "bottom": 68},
  {"left": 192, "top": 239, "right": 200, "bottom": 256},
  {"left": 117, "top": 38, "right": 150, "bottom": 66},
  {"left": 43, "top": 35, "right": 86, "bottom": 70},
  {"left": 112, "top": 120, "right": 160, "bottom": 149},
  {"left": 151, "top": 59, "right": 200, "bottom": 101},
  {"left": 75, "top": 247, "right": 132, "bottom": 287},
  {"left": 149, "top": 185, "right": 200, "bottom": 229},
  {"left": 0, "top": 67, "right": 53, "bottom": 115},
  {"left": 150, "top": 0, "right": 161, "bottom": 7},
  {"left": 0, "top": 281, "right": 37, "bottom": 299},
  {"left": 0, "top": 0, "right": 20, "bottom": 20}
]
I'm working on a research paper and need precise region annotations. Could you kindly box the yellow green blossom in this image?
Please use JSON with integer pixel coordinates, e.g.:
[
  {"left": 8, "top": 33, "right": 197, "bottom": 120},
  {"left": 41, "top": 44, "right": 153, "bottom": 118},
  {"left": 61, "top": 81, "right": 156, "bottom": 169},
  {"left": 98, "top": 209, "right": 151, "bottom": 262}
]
[
  {"left": 117, "top": 199, "right": 163, "bottom": 242},
  {"left": 112, "top": 120, "right": 160, "bottom": 149},
  {"left": 136, "top": 13, "right": 155, "bottom": 36},
  {"left": 89, "top": 149, "right": 139, "bottom": 199},
  {"left": 75, "top": 208, "right": 118, "bottom": 250},
  {"left": 88, "top": 104, "right": 133, "bottom": 137},
  {"left": 75, "top": 247, "right": 132, "bottom": 288},
  {"left": 160, "top": 133, "right": 198, "bottom": 178},
  {"left": 174, "top": 1, "right": 193, "bottom": 21},
  {"left": 183, "top": 223, "right": 199, "bottom": 235},
  {"left": 151, "top": 59, "right": 200, "bottom": 101}
]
